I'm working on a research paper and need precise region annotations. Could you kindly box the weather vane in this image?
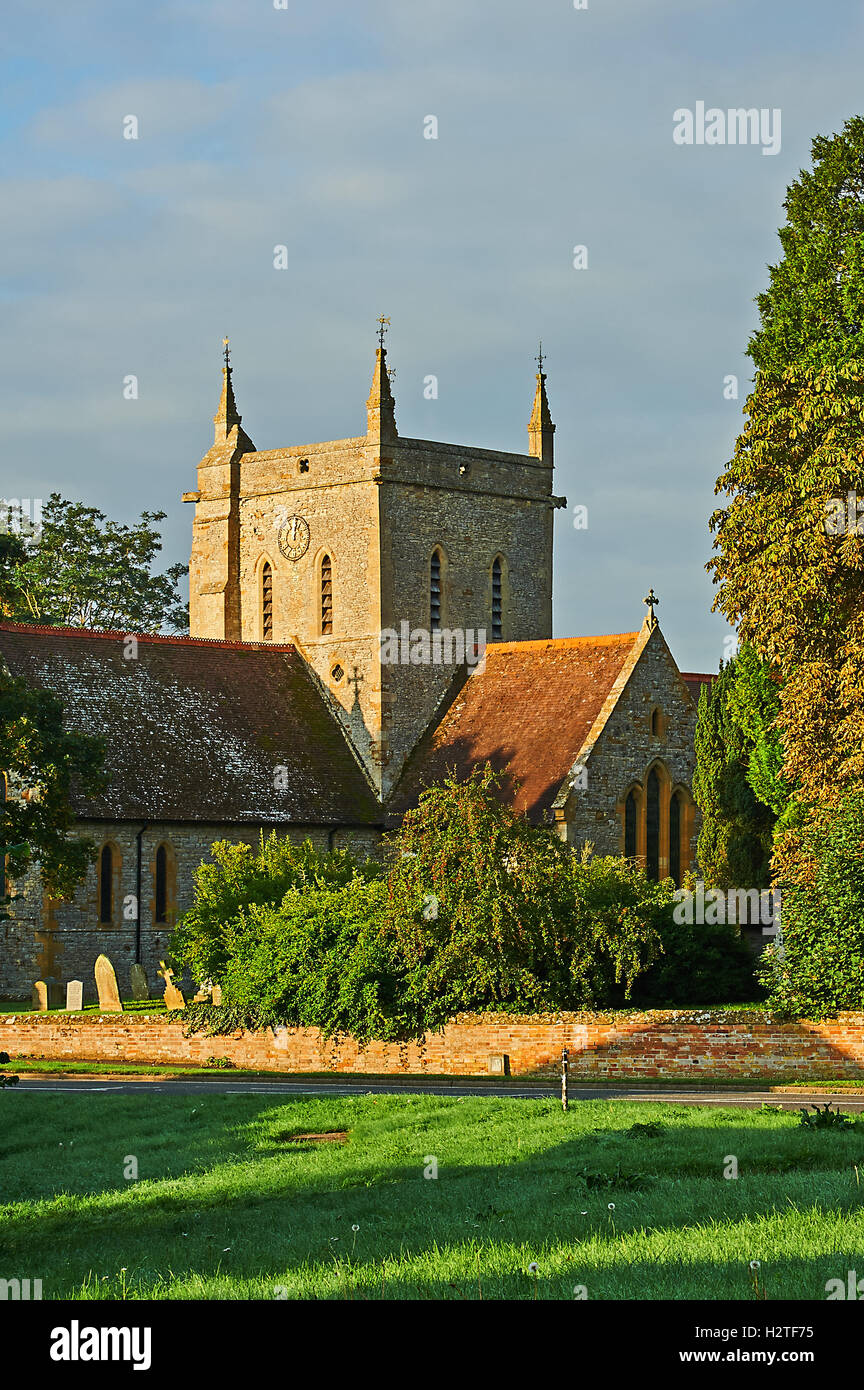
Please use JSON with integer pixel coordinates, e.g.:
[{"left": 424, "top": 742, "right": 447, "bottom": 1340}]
[
  {"left": 376, "top": 315, "right": 391, "bottom": 349},
  {"left": 535, "top": 341, "right": 545, "bottom": 373},
  {"left": 223, "top": 336, "right": 231, "bottom": 369}
]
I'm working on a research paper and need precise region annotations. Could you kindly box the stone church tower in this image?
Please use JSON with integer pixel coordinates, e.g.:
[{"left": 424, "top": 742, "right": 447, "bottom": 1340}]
[{"left": 186, "top": 334, "right": 566, "bottom": 796}]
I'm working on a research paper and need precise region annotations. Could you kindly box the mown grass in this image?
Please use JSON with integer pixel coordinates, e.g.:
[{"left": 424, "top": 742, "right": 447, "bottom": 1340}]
[{"left": 3, "top": 1095, "right": 864, "bottom": 1299}]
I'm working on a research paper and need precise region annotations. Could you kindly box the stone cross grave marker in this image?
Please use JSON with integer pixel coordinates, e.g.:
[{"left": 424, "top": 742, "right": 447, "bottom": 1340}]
[
  {"left": 158, "top": 961, "right": 186, "bottom": 1010},
  {"left": 94, "top": 954, "right": 123, "bottom": 1012},
  {"left": 129, "top": 963, "right": 149, "bottom": 1001},
  {"left": 65, "top": 980, "right": 83, "bottom": 1012}
]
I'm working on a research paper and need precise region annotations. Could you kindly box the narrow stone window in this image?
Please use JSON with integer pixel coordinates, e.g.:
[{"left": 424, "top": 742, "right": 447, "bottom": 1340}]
[
  {"left": 262, "top": 561, "right": 273, "bottom": 641},
  {"left": 430, "top": 549, "right": 442, "bottom": 632},
  {"left": 491, "top": 557, "right": 503, "bottom": 640},
  {"left": 669, "top": 791, "right": 682, "bottom": 887},
  {"left": 321, "top": 555, "right": 333, "bottom": 635},
  {"left": 155, "top": 844, "right": 168, "bottom": 924},
  {"left": 624, "top": 788, "right": 637, "bottom": 859},
  {"left": 646, "top": 768, "right": 660, "bottom": 881},
  {"left": 99, "top": 844, "right": 114, "bottom": 924}
]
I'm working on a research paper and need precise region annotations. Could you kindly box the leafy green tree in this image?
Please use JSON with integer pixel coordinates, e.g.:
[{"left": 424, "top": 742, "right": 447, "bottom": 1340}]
[
  {"left": 0, "top": 527, "right": 26, "bottom": 618},
  {"left": 382, "top": 766, "right": 668, "bottom": 1018},
  {"left": 692, "top": 659, "right": 776, "bottom": 888},
  {"left": 726, "top": 643, "right": 791, "bottom": 822},
  {"left": 3, "top": 494, "right": 188, "bottom": 632},
  {"left": 749, "top": 115, "right": 864, "bottom": 370},
  {"left": 710, "top": 116, "right": 864, "bottom": 806},
  {"left": 761, "top": 789, "right": 864, "bottom": 1018},
  {"left": 0, "top": 668, "right": 105, "bottom": 911}
]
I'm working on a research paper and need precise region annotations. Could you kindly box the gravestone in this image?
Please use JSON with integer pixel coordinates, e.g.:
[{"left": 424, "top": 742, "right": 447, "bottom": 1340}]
[
  {"left": 32, "top": 980, "right": 62, "bottom": 1011},
  {"left": 211, "top": 984, "right": 223, "bottom": 1007},
  {"left": 158, "top": 961, "right": 186, "bottom": 1010},
  {"left": 65, "top": 980, "right": 83, "bottom": 1012},
  {"left": 94, "top": 954, "right": 123, "bottom": 1012},
  {"left": 129, "top": 963, "right": 149, "bottom": 1001}
]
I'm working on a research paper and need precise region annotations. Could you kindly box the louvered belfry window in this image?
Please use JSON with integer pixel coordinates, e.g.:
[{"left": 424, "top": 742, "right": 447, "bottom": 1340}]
[
  {"left": 321, "top": 555, "right": 333, "bottom": 635},
  {"left": 492, "top": 557, "right": 503, "bottom": 640},
  {"left": 430, "top": 550, "right": 442, "bottom": 631},
  {"left": 262, "top": 561, "right": 273, "bottom": 641}
]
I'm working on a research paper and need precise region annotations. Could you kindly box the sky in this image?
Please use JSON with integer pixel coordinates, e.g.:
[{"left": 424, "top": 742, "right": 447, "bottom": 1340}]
[{"left": 2, "top": 0, "right": 864, "bottom": 672}]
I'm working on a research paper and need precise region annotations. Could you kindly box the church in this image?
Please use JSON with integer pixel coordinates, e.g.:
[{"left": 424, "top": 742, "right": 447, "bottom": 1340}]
[{"left": 0, "top": 334, "right": 707, "bottom": 1000}]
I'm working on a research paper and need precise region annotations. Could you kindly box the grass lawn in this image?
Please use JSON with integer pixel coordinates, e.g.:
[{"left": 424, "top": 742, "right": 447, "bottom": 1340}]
[{"left": 3, "top": 1093, "right": 864, "bottom": 1299}]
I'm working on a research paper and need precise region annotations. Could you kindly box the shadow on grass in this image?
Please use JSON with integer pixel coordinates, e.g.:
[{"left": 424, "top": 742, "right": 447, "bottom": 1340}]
[{"left": 4, "top": 1098, "right": 864, "bottom": 1298}]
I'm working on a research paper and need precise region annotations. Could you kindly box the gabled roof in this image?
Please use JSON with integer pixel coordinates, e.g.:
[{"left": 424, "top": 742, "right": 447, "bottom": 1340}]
[
  {"left": 0, "top": 624, "right": 380, "bottom": 825},
  {"left": 389, "top": 632, "right": 644, "bottom": 824}
]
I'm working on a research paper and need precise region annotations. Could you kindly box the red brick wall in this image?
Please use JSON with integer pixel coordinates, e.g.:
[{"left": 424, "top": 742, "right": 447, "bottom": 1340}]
[{"left": 4, "top": 1011, "right": 864, "bottom": 1079}]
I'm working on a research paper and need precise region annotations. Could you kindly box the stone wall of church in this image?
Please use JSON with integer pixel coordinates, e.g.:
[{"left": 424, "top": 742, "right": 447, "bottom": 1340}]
[
  {"left": 561, "top": 627, "right": 700, "bottom": 873},
  {"left": 377, "top": 437, "right": 557, "bottom": 794},
  {"left": 0, "top": 820, "right": 381, "bottom": 1002}
]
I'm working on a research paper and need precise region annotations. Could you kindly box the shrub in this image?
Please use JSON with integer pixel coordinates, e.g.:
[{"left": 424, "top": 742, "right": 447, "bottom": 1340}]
[
  {"left": 629, "top": 914, "right": 761, "bottom": 1007},
  {"left": 170, "top": 834, "right": 381, "bottom": 985},
  {"left": 380, "top": 769, "right": 668, "bottom": 1024},
  {"left": 174, "top": 767, "right": 762, "bottom": 1042}
]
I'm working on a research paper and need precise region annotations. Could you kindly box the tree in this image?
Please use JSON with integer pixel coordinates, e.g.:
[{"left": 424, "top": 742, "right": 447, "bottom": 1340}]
[
  {"left": 0, "top": 528, "right": 26, "bottom": 618},
  {"left": 0, "top": 668, "right": 105, "bottom": 911},
  {"left": 380, "top": 766, "right": 669, "bottom": 1017},
  {"left": 760, "top": 789, "right": 864, "bottom": 1018},
  {"left": 2, "top": 494, "right": 188, "bottom": 632},
  {"left": 749, "top": 115, "right": 864, "bottom": 371},
  {"left": 725, "top": 642, "right": 792, "bottom": 823},
  {"left": 692, "top": 658, "right": 776, "bottom": 888},
  {"left": 710, "top": 116, "right": 864, "bottom": 806}
]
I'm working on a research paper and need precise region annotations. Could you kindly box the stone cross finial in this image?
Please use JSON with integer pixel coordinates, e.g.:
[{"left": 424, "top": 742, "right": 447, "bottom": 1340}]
[{"left": 643, "top": 588, "right": 659, "bottom": 624}]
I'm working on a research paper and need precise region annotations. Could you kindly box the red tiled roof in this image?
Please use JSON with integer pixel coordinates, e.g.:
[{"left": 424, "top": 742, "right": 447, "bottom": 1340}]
[
  {"left": 0, "top": 623, "right": 380, "bottom": 825},
  {"left": 680, "top": 671, "right": 715, "bottom": 703},
  {"left": 389, "top": 633, "right": 641, "bottom": 823}
]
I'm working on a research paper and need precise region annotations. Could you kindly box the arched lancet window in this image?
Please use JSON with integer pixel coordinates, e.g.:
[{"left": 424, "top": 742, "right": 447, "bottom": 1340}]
[
  {"left": 646, "top": 768, "right": 660, "bottom": 881},
  {"left": 491, "top": 557, "right": 503, "bottom": 641},
  {"left": 261, "top": 561, "right": 273, "bottom": 641},
  {"left": 624, "top": 788, "right": 638, "bottom": 859},
  {"left": 321, "top": 555, "right": 333, "bottom": 635},
  {"left": 651, "top": 708, "right": 661, "bottom": 736},
  {"left": 155, "top": 844, "right": 168, "bottom": 924},
  {"left": 669, "top": 790, "right": 682, "bottom": 887},
  {"left": 430, "top": 549, "right": 442, "bottom": 632},
  {"left": 99, "top": 844, "right": 114, "bottom": 924}
]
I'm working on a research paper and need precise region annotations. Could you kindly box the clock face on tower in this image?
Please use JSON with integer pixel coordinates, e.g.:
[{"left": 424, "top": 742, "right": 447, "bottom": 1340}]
[{"left": 277, "top": 515, "right": 310, "bottom": 561}]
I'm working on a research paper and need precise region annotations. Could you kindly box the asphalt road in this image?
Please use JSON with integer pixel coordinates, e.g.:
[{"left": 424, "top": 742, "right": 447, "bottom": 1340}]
[{"left": 8, "top": 1076, "right": 864, "bottom": 1108}]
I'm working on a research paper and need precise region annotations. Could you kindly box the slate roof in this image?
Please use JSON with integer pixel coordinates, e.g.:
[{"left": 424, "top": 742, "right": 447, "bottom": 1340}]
[
  {"left": 389, "top": 633, "right": 642, "bottom": 824},
  {"left": 0, "top": 624, "right": 380, "bottom": 825}
]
